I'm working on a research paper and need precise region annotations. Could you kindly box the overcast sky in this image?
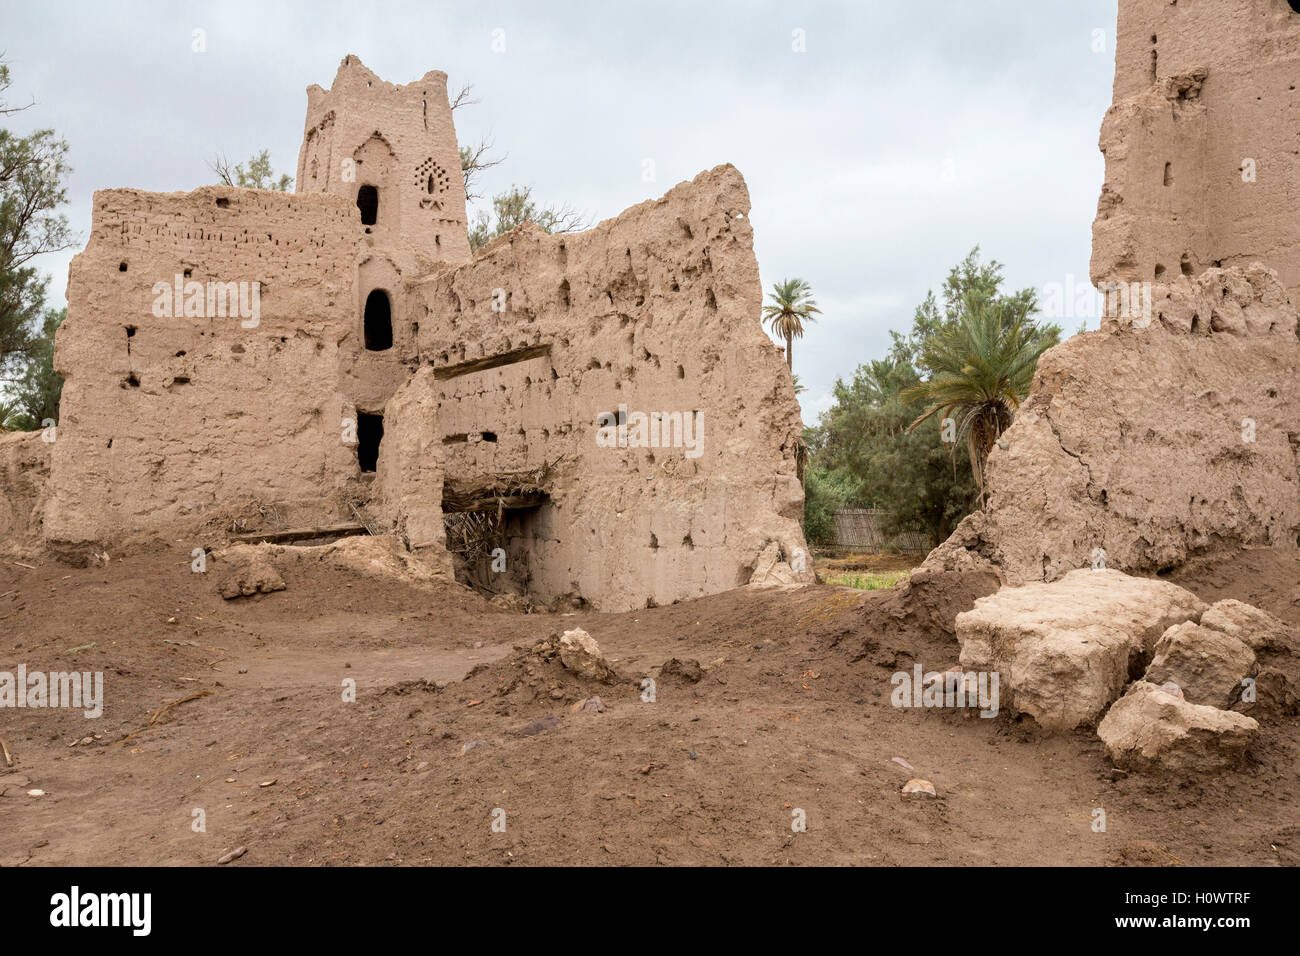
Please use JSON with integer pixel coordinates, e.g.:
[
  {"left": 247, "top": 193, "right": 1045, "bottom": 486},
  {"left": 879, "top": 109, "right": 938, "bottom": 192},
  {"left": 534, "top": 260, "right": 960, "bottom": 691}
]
[{"left": 1, "top": 0, "right": 1118, "bottom": 423}]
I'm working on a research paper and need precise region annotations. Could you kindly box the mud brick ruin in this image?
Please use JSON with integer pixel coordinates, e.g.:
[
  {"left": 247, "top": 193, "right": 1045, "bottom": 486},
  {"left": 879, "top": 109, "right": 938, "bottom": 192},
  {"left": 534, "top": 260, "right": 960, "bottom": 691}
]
[
  {"left": 1092, "top": 0, "right": 1300, "bottom": 299},
  {"left": 2, "top": 55, "right": 811, "bottom": 611},
  {"left": 929, "top": 0, "right": 1300, "bottom": 583}
]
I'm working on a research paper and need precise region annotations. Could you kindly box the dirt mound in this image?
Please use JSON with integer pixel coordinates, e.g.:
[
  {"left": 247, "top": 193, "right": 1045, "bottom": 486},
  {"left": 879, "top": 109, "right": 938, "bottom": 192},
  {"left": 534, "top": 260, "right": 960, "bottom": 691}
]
[
  {"left": 1168, "top": 547, "right": 1300, "bottom": 626},
  {"left": 454, "top": 632, "right": 634, "bottom": 714},
  {"left": 835, "top": 567, "right": 1001, "bottom": 667}
]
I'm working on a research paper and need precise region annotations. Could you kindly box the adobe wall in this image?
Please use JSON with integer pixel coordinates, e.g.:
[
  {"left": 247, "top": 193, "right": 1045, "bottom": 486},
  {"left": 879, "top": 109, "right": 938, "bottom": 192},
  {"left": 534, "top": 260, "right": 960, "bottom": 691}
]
[
  {"left": 0, "top": 431, "right": 50, "bottom": 556},
  {"left": 373, "top": 365, "right": 451, "bottom": 568},
  {"left": 928, "top": 265, "right": 1300, "bottom": 584},
  {"left": 45, "top": 186, "right": 364, "bottom": 544},
  {"left": 26, "top": 57, "right": 811, "bottom": 615},
  {"left": 1093, "top": 0, "right": 1300, "bottom": 299},
  {"left": 931, "top": 0, "right": 1300, "bottom": 585},
  {"left": 402, "top": 165, "right": 811, "bottom": 611}
]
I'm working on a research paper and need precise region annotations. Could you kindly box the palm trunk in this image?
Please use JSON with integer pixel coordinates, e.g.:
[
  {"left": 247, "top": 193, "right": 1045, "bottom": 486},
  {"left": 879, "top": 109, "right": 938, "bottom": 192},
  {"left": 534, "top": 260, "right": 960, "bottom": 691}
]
[
  {"left": 785, "top": 331, "right": 793, "bottom": 370},
  {"left": 969, "top": 410, "right": 1002, "bottom": 509}
]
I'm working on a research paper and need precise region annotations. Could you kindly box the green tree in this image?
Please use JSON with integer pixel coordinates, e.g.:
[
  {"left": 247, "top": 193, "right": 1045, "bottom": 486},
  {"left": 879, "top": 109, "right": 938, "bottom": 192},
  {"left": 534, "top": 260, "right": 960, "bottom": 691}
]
[
  {"left": 808, "top": 355, "right": 976, "bottom": 547},
  {"left": 888, "top": 246, "right": 1039, "bottom": 376},
  {"left": 802, "top": 463, "right": 859, "bottom": 546},
  {"left": 900, "top": 283, "right": 1060, "bottom": 501},
  {"left": 805, "top": 248, "right": 1058, "bottom": 546},
  {"left": 0, "top": 397, "right": 22, "bottom": 431},
  {"left": 0, "top": 59, "right": 74, "bottom": 383},
  {"left": 762, "top": 278, "right": 820, "bottom": 371},
  {"left": 467, "top": 184, "right": 588, "bottom": 251},
  {"left": 5, "top": 305, "right": 63, "bottom": 430},
  {"left": 209, "top": 148, "right": 293, "bottom": 191}
]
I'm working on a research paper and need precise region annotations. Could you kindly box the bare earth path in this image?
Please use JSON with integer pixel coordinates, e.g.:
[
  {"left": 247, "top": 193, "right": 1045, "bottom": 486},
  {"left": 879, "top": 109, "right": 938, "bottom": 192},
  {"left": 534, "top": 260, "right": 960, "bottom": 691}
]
[{"left": 1, "top": 545, "right": 1297, "bottom": 866}]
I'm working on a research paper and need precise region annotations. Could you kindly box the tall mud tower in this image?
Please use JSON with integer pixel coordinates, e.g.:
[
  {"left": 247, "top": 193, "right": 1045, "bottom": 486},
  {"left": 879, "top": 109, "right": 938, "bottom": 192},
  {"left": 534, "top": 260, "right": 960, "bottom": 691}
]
[
  {"left": 1093, "top": 0, "right": 1300, "bottom": 299},
  {"left": 297, "top": 55, "right": 472, "bottom": 415}
]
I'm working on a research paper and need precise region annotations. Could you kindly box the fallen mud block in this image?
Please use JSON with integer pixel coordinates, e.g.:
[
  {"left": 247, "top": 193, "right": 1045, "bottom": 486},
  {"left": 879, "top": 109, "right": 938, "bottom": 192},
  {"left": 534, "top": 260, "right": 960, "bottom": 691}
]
[
  {"left": 1098, "top": 681, "right": 1258, "bottom": 774},
  {"left": 955, "top": 569, "right": 1207, "bottom": 730},
  {"left": 557, "top": 628, "right": 620, "bottom": 684},
  {"left": 214, "top": 546, "right": 287, "bottom": 600},
  {"left": 1144, "top": 622, "right": 1256, "bottom": 709},
  {"left": 1199, "top": 599, "right": 1299, "bottom": 654}
]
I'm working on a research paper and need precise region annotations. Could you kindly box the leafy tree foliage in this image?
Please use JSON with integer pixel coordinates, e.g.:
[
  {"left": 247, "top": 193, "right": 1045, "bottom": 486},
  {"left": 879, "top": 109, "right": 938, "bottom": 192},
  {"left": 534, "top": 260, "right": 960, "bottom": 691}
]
[
  {"left": 762, "top": 278, "right": 820, "bottom": 371},
  {"left": 3, "top": 305, "right": 62, "bottom": 431},
  {"left": 1, "top": 60, "right": 73, "bottom": 386},
  {"left": 805, "top": 248, "right": 1058, "bottom": 547},
  {"left": 467, "top": 184, "right": 587, "bottom": 251},
  {"left": 209, "top": 148, "right": 293, "bottom": 191}
]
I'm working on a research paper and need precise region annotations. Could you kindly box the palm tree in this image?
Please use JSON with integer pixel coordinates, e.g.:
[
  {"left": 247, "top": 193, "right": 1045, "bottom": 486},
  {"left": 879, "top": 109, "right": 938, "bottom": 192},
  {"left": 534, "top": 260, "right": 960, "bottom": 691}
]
[
  {"left": 762, "top": 278, "right": 820, "bottom": 371},
  {"left": 900, "top": 293, "right": 1056, "bottom": 503},
  {"left": 0, "top": 399, "right": 22, "bottom": 432}
]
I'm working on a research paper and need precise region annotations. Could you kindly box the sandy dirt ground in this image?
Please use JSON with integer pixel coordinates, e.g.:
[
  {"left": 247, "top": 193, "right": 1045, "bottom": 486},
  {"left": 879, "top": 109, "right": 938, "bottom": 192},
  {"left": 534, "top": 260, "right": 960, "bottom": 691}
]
[{"left": 1, "top": 542, "right": 1297, "bottom": 866}]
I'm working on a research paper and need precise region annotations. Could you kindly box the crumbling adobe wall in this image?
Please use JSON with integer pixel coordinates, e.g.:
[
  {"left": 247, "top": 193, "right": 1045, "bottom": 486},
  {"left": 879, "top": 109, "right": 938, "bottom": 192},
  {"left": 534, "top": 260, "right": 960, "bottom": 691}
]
[
  {"left": 0, "top": 431, "right": 50, "bottom": 556},
  {"left": 930, "top": 266, "right": 1300, "bottom": 583},
  {"left": 1093, "top": 0, "right": 1300, "bottom": 299},
  {"left": 928, "top": 0, "right": 1300, "bottom": 587},
  {"left": 372, "top": 366, "right": 450, "bottom": 572},
  {"left": 46, "top": 186, "right": 363, "bottom": 545},
  {"left": 400, "top": 164, "right": 811, "bottom": 611}
]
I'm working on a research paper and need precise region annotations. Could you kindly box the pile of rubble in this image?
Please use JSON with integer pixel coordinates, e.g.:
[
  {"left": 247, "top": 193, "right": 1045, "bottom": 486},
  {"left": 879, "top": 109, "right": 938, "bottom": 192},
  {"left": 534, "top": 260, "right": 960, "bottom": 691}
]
[{"left": 955, "top": 569, "right": 1297, "bottom": 773}]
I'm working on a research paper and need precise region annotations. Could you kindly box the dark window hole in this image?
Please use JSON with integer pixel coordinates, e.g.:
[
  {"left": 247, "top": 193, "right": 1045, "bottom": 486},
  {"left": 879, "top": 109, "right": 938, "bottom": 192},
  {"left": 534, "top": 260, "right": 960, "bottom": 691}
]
[
  {"left": 357, "top": 185, "right": 378, "bottom": 226},
  {"left": 357, "top": 412, "right": 383, "bottom": 472},
  {"left": 364, "top": 289, "right": 392, "bottom": 351}
]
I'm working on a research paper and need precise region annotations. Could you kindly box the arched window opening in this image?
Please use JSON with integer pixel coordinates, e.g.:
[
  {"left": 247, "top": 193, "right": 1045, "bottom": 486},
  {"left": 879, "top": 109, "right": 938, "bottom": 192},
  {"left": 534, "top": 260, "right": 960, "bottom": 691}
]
[
  {"left": 357, "top": 413, "right": 383, "bottom": 472},
  {"left": 363, "top": 289, "right": 392, "bottom": 351},
  {"left": 356, "top": 184, "right": 378, "bottom": 226}
]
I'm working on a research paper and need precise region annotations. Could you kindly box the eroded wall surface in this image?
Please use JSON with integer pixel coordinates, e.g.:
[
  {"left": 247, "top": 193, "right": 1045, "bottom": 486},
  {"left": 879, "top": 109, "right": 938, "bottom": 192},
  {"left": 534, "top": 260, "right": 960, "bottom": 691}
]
[
  {"left": 0, "top": 431, "right": 50, "bottom": 556},
  {"left": 403, "top": 165, "right": 811, "bottom": 611},
  {"left": 1093, "top": 0, "right": 1300, "bottom": 298},
  {"left": 46, "top": 187, "right": 362, "bottom": 544},
  {"left": 934, "top": 0, "right": 1300, "bottom": 584},
  {"left": 930, "top": 267, "right": 1300, "bottom": 583}
]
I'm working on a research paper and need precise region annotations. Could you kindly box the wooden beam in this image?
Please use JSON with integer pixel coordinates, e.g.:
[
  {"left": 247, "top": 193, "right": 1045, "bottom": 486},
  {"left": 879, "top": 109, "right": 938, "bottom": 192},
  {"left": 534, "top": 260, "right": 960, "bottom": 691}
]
[
  {"left": 229, "top": 522, "right": 368, "bottom": 545},
  {"left": 433, "top": 343, "right": 551, "bottom": 381},
  {"left": 443, "top": 493, "right": 547, "bottom": 514}
]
